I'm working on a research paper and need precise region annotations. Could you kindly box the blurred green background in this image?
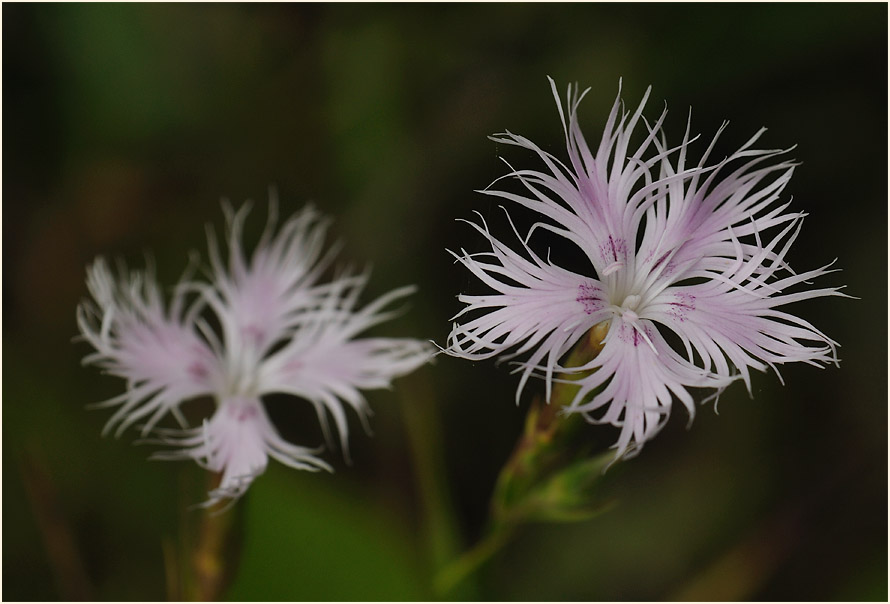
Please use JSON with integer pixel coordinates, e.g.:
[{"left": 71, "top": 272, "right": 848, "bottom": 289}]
[{"left": 3, "top": 3, "right": 887, "bottom": 601}]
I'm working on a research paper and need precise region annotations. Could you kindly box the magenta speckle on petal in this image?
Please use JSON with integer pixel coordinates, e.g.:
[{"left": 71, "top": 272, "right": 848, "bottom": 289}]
[
  {"left": 576, "top": 283, "right": 604, "bottom": 315},
  {"left": 242, "top": 324, "right": 265, "bottom": 347},
  {"left": 667, "top": 292, "right": 696, "bottom": 322},
  {"left": 616, "top": 321, "right": 653, "bottom": 347},
  {"left": 599, "top": 236, "right": 627, "bottom": 265},
  {"left": 228, "top": 401, "right": 260, "bottom": 422},
  {"left": 284, "top": 359, "right": 303, "bottom": 373},
  {"left": 652, "top": 251, "right": 670, "bottom": 269},
  {"left": 238, "top": 406, "right": 258, "bottom": 422},
  {"left": 648, "top": 250, "right": 678, "bottom": 276},
  {"left": 616, "top": 323, "right": 636, "bottom": 345},
  {"left": 187, "top": 361, "right": 208, "bottom": 380}
]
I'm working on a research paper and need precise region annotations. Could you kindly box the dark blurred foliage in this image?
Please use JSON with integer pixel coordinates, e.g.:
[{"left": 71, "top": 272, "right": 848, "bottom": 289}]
[{"left": 3, "top": 3, "right": 887, "bottom": 601}]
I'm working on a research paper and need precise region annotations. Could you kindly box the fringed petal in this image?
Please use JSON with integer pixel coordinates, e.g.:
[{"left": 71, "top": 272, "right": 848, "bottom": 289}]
[{"left": 77, "top": 257, "right": 219, "bottom": 437}]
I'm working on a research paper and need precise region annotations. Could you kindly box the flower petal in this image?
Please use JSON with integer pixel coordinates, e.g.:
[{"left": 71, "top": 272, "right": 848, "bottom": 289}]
[
  {"left": 258, "top": 273, "right": 433, "bottom": 459},
  {"left": 148, "top": 396, "right": 331, "bottom": 507},
  {"left": 446, "top": 209, "right": 608, "bottom": 402},
  {"left": 563, "top": 318, "right": 735, "bottom": 458},
  {"left": 448, "top": 78, "right": 847, "bottom": 459},
  {"left": 647, "top": 265, "right": 844, "bottom": 392},
  {"left": 204, "top": 198, "right": 338, "bottom": 358},
  {"left": 77, "top": 258, "right": 219, "bottom": 437}
]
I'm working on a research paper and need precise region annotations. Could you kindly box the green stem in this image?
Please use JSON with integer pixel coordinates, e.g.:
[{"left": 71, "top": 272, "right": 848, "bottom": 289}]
[
  {"left": 435, "top": 321, "right": 611, "bottom": 595},
  {"left": 400, "top": 376, "right": 470, "bottom": 597},
  {"left": 187, "top": 502, "right": 239, "bottom": 601},
  {"left": 168, "top": 471, "right": 244, "bottom": 602},
  {"left": 492, "top": 321, "right": 609, "bottom": 519},
  {"left": 433, "top": 522, "right": 516, "bottom": 597}
]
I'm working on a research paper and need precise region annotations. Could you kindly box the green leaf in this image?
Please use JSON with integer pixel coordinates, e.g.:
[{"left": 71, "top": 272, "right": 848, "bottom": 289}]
[{"left": 225, "top": 466, "right": 427, "bottom": 601}]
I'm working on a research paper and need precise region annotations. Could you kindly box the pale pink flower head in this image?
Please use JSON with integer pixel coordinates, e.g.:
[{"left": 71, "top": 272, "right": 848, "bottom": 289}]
[
  {"left": 78, "top": 199, "right": 432, "bottom": 505},
  {"left": 446, "top": 78, "right": 847, "bottom": 458}
]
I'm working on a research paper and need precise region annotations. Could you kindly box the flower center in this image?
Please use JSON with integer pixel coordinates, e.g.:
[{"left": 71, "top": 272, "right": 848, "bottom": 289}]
[
  {"left": 618, "top": 294, "right": 641, "bottom": 322},
  {"left": 219, "top": 349, "right": 263, "bottom": 399},
  {"left": 605, "top": 292, "right": 659, "bottom": 354}
]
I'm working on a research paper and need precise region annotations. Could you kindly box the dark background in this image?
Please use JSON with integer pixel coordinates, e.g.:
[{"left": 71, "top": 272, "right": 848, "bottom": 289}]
[{"left": 3, "top": 3, "right": 887, "bottom": 601}]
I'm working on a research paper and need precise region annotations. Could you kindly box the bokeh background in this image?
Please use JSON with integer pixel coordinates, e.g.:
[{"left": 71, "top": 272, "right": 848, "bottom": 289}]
[{"left": 3, "top": 3, "right": 887, "bottom": 601}]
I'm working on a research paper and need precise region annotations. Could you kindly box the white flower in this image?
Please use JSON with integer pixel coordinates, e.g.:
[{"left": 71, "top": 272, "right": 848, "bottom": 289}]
[
  {"left": 446, "top": 78, "right": 847, "bottom": 458},
  {"left": 78, "top": 199, "right": 432, "bottom": 505}
]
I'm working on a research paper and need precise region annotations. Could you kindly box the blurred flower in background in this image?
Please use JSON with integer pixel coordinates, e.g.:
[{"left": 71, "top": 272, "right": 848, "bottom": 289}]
[
  {"left": 3, "top": 3, "right": 886, "bottom": 602},
  {"left": 77, "top": 200, "right": 432, "bottom": 506},
  {"left": 447, "top": 78, "right": 848, "bottom": 459}
]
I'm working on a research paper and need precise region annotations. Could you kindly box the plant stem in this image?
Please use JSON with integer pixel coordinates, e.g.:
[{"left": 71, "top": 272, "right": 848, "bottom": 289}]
[
  {"left": 173, "top": 472, "right": 244, "bottom": 602},
  {"left": 433, "top": 522, "right": 516, "bottom": 597},
  {"left": 492, "top": 321, "right": 609, "bottom": 518},
  {"left": 188, "top": 504, "right": 238, "bottom": 600},
  {"left": 435, "top": 321, "right": 611, "bottom": 595}
]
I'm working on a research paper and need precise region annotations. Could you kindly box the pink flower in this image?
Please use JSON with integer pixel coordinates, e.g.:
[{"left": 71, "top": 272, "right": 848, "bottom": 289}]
[
  {"left": 446, "top": 79, "right": 847, "bottom": 458},
  {"left": 78, "top": 200, "right": 432, "bottom": 505}
]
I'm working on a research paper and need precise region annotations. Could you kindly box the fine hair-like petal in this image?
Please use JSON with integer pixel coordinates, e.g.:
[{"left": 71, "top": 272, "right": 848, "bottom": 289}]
[
  {"left": 446, "top": 78, "right": 848, "bottom": 458},
  {"left": 78, "top": 197, "right": 432, "bottom": 504}
]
